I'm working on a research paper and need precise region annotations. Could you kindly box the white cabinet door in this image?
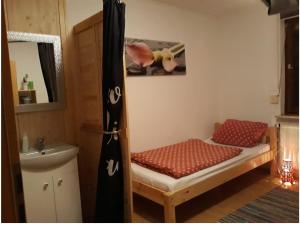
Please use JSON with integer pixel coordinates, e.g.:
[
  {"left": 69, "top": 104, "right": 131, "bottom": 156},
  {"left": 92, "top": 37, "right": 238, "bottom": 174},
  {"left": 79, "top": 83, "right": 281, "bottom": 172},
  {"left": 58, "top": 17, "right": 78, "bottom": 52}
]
[
  {"left": 22, "top": 172, "right": 57, "bottom": 222},
  {"left": 53, "top": 170, "right": 82, "bottom": 222}
]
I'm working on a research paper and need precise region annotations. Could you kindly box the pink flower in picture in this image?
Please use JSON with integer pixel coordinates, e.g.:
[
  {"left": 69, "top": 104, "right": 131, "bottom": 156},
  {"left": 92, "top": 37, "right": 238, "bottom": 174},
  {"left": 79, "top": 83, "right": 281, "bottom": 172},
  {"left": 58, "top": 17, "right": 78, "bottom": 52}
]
[
  {"left": 125, "top": 38, "right": 186, "bottom": 76},
  {"left": 125, "top": 42, "right": 154, "bottom": 67}
]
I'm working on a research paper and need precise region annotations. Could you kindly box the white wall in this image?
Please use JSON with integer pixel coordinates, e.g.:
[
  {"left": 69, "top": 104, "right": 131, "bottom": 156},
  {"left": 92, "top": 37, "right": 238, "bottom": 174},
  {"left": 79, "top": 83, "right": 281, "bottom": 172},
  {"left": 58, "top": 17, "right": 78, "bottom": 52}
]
[
  {"left": 8, "top": 42, "right": 49, "bottom": 103},
  {"left": 65, "top": 0, "right": 101, "bottom": 28},
  {"left": 65, "top": 0, "right": 219, "bottom": 152},
  {"left": 65, "top": 0, "right": 280, "bottom": 153},
  {"left": 124, "top": 0, "right": 219, "bottom": 151},
  {"left": 215, "top": 2, "right": 280, "bottom": 125}
]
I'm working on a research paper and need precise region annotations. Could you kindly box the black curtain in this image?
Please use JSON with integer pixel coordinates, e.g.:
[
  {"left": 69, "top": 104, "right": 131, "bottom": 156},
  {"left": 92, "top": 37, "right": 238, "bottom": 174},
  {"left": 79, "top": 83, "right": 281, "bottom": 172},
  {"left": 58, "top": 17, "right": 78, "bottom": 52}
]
[
  {"left": 95, "top": 0, "right": 126, "bottom": 222},
  {"left": 262, "top": 0, "right": 299, "bottom": 17},
  {"left": 37, "top": 43, "right": 57, "bottom": 102}
]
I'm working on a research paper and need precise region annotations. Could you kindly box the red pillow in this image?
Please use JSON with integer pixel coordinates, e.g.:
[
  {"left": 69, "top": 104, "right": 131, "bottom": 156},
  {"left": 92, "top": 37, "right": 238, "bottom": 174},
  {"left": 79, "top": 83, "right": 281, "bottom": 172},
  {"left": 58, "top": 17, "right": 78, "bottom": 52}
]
[{"left": 212, "top": 119, "right": 268, "bottom": 147}]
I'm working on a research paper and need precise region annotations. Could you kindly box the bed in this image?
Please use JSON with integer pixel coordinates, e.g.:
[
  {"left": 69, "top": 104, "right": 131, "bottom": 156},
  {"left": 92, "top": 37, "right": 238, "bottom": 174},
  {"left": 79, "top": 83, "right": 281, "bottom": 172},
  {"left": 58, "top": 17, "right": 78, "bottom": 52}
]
[{"left": 131, "top": 122, "right": 278, "bottom": 222}]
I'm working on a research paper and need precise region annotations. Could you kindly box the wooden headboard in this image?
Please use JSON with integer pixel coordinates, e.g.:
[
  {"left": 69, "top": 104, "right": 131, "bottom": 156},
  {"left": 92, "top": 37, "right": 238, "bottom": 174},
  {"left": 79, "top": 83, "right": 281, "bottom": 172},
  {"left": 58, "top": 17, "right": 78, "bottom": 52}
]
[{"left": 214, "top": 122, "right": 277, "bottom": 152}]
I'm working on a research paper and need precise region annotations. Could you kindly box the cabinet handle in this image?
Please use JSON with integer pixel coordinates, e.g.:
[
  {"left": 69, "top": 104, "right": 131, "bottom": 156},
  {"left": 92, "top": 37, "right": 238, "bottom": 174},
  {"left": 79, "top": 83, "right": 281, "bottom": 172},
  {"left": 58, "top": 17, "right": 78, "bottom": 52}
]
[
  {"left": 58, "top": 178, "right": 63, "bottom": 186},
  {"left": 43, "top": 183, "right": 49, "bottom": 190}
]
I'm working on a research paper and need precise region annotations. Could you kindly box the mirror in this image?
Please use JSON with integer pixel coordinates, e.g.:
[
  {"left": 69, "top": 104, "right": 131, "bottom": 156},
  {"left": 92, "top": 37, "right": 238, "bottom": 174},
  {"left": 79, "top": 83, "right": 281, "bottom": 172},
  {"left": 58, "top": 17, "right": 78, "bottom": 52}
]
[{"left": 7, "top": 31, "right": 65, "bottom": 113}]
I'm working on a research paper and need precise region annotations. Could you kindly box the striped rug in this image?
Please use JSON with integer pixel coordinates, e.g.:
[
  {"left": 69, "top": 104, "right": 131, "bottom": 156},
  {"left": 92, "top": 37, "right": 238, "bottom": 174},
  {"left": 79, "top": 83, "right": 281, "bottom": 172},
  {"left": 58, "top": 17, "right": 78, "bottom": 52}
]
[{"left": 219, "top": 187, "right": 299, "bottom": 223}]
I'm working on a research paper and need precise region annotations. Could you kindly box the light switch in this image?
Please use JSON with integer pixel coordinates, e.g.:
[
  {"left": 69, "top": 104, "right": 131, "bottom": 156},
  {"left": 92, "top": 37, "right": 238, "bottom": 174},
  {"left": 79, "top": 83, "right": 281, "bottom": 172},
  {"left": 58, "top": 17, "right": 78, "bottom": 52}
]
[{"left": 270, "top": 95, "right": 279, "bottom": 104}]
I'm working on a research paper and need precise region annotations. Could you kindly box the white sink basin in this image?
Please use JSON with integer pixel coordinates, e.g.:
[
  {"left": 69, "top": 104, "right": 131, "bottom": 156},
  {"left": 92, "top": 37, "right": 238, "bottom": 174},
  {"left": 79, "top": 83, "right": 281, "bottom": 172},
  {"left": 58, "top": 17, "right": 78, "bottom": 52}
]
[{"left": 20, "top": 144, "right": 79, "bottom": 170}]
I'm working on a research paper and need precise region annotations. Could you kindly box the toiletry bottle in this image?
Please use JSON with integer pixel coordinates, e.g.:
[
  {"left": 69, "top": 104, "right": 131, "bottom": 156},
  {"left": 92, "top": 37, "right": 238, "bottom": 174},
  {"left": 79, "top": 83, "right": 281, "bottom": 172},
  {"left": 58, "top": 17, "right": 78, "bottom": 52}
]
[
  {"left": 22, "top": 74, "right": 29, "bottom": 91},
  {"left": 28, "top": 81, "right": 34, "bottom": 90},
  {"left": 22, "top": 134, "right": 29, "bottom": 153}
]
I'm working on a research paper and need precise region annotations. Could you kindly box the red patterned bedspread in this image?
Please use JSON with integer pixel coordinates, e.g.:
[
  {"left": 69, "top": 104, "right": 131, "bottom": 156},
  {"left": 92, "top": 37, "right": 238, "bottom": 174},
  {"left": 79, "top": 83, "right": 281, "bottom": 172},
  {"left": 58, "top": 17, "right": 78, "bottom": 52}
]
[{"left": 131, "top": 139, "right": 242, "bottom": 179}]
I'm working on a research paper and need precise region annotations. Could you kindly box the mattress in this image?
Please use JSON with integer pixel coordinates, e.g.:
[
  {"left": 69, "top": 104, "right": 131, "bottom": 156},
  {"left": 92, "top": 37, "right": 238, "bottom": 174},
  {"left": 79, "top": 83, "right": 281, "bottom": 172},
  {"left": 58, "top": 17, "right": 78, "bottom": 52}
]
[
  {"left": 131, "top": 139, "right": 242, "bottom": 178},
  {"left": 131, "top": 138, "right": 270, "bottom": 192}
]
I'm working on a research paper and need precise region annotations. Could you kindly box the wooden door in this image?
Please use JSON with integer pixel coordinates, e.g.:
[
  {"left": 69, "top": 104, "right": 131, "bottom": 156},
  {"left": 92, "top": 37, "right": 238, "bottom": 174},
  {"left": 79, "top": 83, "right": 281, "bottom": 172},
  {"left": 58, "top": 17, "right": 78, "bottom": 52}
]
[
  {"left": 1, "top": 2, "right": 25, "bottom": 222},
  {"left": 21, "top": 172, "right": 56, "bottom": 222},
  {"left": 53, "top": 169, "right": 82, "bottom": 222},
  {"left": 73, "top": 14, "right": 103, "bottom": 222}
]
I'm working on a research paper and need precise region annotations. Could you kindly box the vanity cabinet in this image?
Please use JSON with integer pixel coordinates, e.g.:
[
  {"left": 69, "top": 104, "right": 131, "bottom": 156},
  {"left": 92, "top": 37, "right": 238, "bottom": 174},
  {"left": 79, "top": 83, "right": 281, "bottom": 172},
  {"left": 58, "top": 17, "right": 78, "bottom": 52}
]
[
  {"left": 21, "top": 157, "right": 82, "bottom": 222},
  {"left": 22, "top": 173, "right": 57, "bottom": 222},
  {"left": 53, "top": 170, "right": 82, "bottom": 222}
]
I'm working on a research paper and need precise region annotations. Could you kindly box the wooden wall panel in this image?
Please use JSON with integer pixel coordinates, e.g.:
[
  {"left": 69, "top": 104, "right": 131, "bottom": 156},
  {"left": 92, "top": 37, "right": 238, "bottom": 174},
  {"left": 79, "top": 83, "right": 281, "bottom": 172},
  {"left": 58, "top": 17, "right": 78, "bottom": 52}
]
[
  {"left": 16, "top": 111, "right": 66, "bottom": 148},
  {"left": 1, "top": 5, "right": 23, "bottom": 221},
  {"left": 58, "top": 0, "right": 76, "bottom": 144},
  {"left": 77, "top": 131, "right": 102, "bottom": 221},
  {"left": 3, "top": 0, "right": 76, "bottom": 221},
  {"left": 15, "top": 111, "right": 67, "bottom": 151},
  {"left": 77, "top": 28, "right": 102, "bottom": 125},
  {"left": 4, "top": 0, "right": 76, "bottom": 148},
  {"left": 5, "top": 0, "right": 60, "bottom": 35},
  {"left": 2, "top": 109, "right": 18, "bottom": 222},
  {"left": 120, "top": 60, "right": 133, "bottom": 222}
]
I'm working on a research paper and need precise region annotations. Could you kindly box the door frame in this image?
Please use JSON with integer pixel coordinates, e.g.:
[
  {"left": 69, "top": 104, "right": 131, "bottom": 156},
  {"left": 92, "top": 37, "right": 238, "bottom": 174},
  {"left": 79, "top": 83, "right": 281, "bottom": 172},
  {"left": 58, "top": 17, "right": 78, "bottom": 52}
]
[{"left": 1, "top": 0, "right": 24, "bottom": 222}]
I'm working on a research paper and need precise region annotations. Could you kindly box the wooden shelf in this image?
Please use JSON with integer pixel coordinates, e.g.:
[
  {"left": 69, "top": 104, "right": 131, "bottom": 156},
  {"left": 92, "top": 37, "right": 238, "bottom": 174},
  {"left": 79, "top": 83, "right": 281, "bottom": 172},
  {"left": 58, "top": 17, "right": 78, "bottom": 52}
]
[{"left": 18, "top": 90, "right": 37, "bottom": 104}]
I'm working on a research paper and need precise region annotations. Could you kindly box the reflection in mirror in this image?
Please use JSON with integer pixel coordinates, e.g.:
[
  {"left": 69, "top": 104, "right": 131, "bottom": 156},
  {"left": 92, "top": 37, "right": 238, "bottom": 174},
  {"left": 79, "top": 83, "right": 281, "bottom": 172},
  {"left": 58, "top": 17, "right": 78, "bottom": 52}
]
[
  {"left": 8, "top": 42, "right": 57, "bottom": 104},
  {"left": 7, "top": 31, "right": 64, "bottom": 113}
]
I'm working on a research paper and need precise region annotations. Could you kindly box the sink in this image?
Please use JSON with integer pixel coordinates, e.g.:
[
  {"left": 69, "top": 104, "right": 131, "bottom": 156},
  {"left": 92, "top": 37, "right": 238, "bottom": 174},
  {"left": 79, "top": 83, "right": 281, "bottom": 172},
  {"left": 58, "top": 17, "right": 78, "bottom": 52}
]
[{"left": 20, "top": 144, "right": 79, "bottom": 170}]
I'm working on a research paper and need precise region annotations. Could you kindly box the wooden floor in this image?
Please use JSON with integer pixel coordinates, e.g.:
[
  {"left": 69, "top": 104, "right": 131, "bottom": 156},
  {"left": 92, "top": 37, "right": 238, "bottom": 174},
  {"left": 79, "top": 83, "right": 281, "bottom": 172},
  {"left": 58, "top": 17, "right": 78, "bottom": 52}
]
[{"left": 132, "top": 166, "right": 299, "bottom": 223}]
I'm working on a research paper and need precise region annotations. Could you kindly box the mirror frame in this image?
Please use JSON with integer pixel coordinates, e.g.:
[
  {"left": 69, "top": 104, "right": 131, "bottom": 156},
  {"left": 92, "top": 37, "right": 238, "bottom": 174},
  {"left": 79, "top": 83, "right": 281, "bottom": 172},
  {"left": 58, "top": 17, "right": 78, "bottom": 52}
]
[{"left": 7, "top": 31, "right": 65, "bottom": 113}]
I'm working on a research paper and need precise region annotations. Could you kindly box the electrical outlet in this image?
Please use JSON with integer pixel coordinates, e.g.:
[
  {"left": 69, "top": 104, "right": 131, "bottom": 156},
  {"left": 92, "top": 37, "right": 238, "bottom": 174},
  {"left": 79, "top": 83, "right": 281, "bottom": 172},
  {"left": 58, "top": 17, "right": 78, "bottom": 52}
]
[{"left": 270, "top": 95, "right": 279, "bottom": 104}]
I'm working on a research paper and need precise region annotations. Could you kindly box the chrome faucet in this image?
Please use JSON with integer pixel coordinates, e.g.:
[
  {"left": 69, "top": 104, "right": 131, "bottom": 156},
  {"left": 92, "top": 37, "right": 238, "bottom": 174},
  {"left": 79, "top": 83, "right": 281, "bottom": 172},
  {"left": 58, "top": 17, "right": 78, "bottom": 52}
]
[{"left": 36, "top": 137, "right": 45, "bottom": 151}]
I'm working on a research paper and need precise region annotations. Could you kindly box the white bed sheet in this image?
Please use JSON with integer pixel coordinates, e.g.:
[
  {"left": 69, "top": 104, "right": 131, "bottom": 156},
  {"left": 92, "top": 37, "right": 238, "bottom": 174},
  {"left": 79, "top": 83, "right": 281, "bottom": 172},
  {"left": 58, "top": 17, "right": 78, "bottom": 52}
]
[{"left": 131, "top": 138, "right": 270, "bottom": 192}]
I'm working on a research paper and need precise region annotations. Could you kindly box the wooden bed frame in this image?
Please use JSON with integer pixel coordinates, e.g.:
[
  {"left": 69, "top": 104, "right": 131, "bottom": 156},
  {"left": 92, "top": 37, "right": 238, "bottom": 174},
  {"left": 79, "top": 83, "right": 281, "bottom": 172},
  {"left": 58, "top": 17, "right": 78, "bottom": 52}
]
[{"left": 132, "top": 123, "right": 278, "bottom": 222}]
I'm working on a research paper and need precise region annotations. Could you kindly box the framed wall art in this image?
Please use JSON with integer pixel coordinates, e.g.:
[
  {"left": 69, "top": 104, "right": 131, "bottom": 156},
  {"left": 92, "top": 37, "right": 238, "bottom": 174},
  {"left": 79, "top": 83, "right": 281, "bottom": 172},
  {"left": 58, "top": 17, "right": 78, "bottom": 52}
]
[{"left": 125, "top": 38, "right": 186, "bottom": 76}]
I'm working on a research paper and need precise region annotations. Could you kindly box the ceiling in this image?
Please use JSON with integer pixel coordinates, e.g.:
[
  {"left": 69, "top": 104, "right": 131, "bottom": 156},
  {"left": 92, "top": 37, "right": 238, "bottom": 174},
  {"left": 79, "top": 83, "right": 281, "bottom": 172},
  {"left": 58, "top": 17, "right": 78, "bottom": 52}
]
[{"left": 156, "top": 0, "right": 260, "bottom": 16}]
